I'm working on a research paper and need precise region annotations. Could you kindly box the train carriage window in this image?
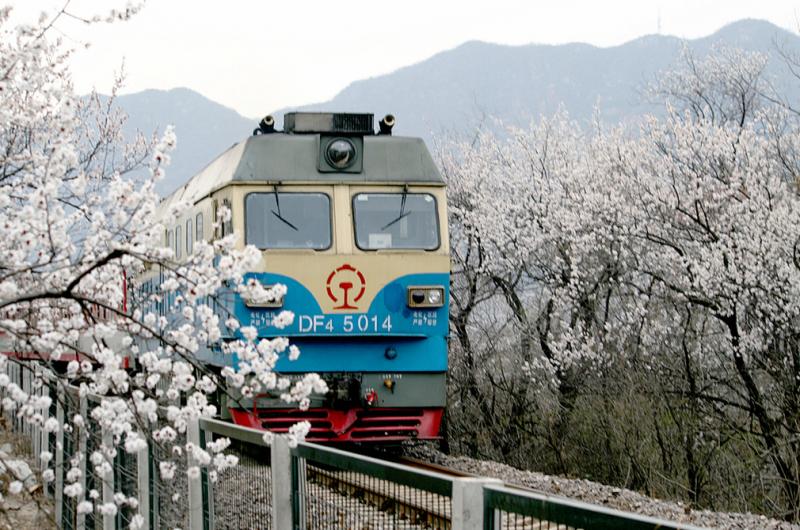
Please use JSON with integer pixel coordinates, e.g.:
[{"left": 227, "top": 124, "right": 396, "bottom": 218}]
[
  {"left": 353, "top": 193, "right": 439, "bottom": 250},
  {"left": 186, "top": 219, "right": 193, "bottom": 254},
  {"left": 221, "top": 198, "right": 233, "bottom": 237},
  {"left": 175, "top": 225, "right": 182, "bottom": 259},
  {"left": 245, "top": 192, "right": 331, "bottom": 250},
  {"left": 196, "top": 213, "right": 203, "bottom": 242}
]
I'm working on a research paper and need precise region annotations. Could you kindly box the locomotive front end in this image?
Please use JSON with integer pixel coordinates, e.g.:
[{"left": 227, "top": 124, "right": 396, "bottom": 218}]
[{"left": 221, "top": 112, "right": 449, "bottom": 442}]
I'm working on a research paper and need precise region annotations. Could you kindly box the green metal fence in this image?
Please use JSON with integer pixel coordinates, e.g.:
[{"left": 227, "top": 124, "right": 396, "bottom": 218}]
[
  {"left": 197, "top": 417, "right": 274, "bottom": 529},
  {"left": 483, "top": 484, "right": 696, "bottom": 530},
  {"left": 291, "top": 441, "right": 452, "bottom": 529},
  {"left": 195, "top": 416, "right": 704, "bottom": 530},
  {"left": 2, "top": 361, "right": 706, "bottom": 530},
  {"left": 1, "top": 362, "right": 153, "bottom": 530}
]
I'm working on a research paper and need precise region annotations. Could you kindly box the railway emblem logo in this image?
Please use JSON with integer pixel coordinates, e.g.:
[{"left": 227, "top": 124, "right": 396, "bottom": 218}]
[{"left": 326, "top": 263, "right": 366, "bottom": 310}]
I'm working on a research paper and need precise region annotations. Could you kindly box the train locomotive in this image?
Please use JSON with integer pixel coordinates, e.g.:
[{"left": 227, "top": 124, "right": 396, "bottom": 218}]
[{"left": 151, "top": 112, "right": 449, "bottom": 442}]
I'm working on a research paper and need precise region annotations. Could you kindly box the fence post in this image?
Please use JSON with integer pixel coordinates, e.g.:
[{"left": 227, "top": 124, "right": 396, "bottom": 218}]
[
  {"left": 137, "top": 436, "right": 150, "bottom": 530},
  {"left": 102, "top": 423, "right": 115, "bottom": 530},
  {"left": 1, "top": 361, "right": 8, "bottom": 425},
  {"left": 39, "top": 375, "right": 50, "bottom": 493},
  {"left": 21, "top": 366, "right": 29, "bottom": 440},
  {"left": 187, "top": 416, "right": 204, "bottom": 530},
  {"left": 271, "top": 435, "right": 294, "bottom": 529},
  {"left": 31, "top": 368, "right": 40, "bottom": 464},
  {"left": 451, "top": 477, "right": 503, "bottom": 530},
  {"left": 199, "top": 428, "right": 214, "bottom": 530},
  {"left": 54, "top": 385, "right": 65, "bottom": 527},
  {"left": 76, "top": 393, "right": 88, "bottom": 530}
]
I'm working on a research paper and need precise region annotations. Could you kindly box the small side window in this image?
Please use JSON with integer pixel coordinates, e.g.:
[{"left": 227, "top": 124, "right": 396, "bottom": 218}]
[
  {"left": 175, "top": 225, "right": 182, "bottom": 259},
  {"left": 166, "top": 230, "right": 173, "bottom": 253},
  {"left": 196, "top": 213, "right": 203, "bottom": 242},
  {"left": 222, "top": 199, "right": 232, "bottom": 236},
  {"left": 186, "top": 219, "right": 193, "bottom": 254}
]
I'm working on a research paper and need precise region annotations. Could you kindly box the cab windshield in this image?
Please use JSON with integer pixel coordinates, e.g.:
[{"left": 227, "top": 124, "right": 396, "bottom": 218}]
[
  {"left": 353, "top": 193, "right": 439, "bottom": 250},
  {"left": 245, "top": 192, "right": 331, "bottom": 249}
]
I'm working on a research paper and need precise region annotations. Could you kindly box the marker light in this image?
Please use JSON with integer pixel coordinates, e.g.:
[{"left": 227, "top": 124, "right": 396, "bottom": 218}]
[{"left": 407, "top": 286, "right": 445, "bottom": 308}]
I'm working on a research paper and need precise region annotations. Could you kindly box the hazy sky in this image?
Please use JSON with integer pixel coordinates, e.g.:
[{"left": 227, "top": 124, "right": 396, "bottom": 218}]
[{"left": 8, "top": 1, "right": 799, "bottom": 118}]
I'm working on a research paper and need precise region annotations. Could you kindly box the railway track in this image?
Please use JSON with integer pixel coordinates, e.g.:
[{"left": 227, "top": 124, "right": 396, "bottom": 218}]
[
  {"left": 301, "top": 453, "right": 564, "bottom": 530},
  {"left": 392, "top": 456, "right": 481, "bottom": 478},
  {"left": 303, "top": 456, "right": 458, "bottom": 529}
]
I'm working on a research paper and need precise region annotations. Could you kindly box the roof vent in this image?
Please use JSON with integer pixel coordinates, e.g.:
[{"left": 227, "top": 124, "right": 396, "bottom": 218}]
[{"left": 284, "top": 112, "right": 374, "bottom": 135}]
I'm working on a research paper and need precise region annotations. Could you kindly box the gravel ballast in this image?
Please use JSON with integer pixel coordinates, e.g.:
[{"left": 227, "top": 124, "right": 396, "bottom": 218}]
[{"left": 406, "top": 444, "right": 798, "bottom": 530}]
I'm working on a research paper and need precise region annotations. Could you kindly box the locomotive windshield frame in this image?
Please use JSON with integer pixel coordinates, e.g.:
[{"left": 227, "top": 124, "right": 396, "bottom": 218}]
[
  {"left": 352, "top": 192, "right": 440, "bottom": 251},
  {"left": 244, "top": 191, "right": 333, "bottom": 250}
]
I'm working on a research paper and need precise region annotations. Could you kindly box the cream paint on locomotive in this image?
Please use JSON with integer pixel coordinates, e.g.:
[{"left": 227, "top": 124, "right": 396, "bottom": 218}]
[
  {"left": 223, "top": 182, "right": 449, "bottom": 314},
  {"left": 156, "top": 196, "right": 214, "bottom": 258}
]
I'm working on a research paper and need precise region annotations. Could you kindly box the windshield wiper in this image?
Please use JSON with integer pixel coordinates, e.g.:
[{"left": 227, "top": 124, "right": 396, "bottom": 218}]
[
  {"left": 381, "top": 186, "right": 410, "bottom": 231},
  {"left": 272, "top": 184, "right": 298, "bottom": 231},
  {"left": 381, "top": 210, "right": 411, "bottom": 231},
  {"left": 271, "top": 210, "right": 298, "bottom": 231}
]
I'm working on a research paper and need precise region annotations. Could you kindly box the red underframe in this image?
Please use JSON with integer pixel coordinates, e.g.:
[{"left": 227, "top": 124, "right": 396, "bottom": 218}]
[{"left": 229, "top": 406, "right": 444, "bottom": 443}]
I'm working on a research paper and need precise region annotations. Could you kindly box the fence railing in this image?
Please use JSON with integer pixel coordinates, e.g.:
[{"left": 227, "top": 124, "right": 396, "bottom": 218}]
[
  {"left": 482, "top": 484, "right": 701, "bottom": 530},
  {"left": 194, "top": 419, "right": 705, "bottom": 530},
  {"left": 2, "top": 360, "right": 706, "bottom": 530}
]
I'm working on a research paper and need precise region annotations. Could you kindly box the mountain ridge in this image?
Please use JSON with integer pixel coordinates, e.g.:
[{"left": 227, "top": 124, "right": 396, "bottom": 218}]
[{"left": 105, "top": 19, "right": 800, "bottom": 195}]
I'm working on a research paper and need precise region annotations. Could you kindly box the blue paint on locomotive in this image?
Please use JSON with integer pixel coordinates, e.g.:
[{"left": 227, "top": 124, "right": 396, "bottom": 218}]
[
  {"left": 267, "top": 336, "right": 448, "bottom": 373},
  {"left": 234, "top": 272, "right": 449, "bottom": 373}
]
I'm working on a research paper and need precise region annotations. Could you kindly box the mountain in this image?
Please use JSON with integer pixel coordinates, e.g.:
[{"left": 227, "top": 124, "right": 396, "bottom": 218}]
[
  {"left": 285, "top": 19, "right": 800, "bottom": 139},
  {"left": 111, "top": 88, "right": 255, "bottom": 195},
  {"left": 108, "top": 19, "right": 800, "bottom": 195}
]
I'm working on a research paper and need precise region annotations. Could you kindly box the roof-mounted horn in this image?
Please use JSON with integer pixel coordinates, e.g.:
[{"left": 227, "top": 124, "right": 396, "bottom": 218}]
[
  {"left": 378, "top": 114, "right": 395, "bottom": 135},
  {"left": 253, "top": 115, "right": 276, "bottom": 135}
]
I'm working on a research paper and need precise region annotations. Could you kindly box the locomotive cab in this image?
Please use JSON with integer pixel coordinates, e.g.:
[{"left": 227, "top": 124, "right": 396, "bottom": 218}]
[{"left": 155, "top": 112, "right": 449, "bottom": 442}]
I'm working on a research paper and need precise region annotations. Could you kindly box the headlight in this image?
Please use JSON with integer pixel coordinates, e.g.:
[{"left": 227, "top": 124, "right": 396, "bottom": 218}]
[
  {"left": 407, "top": 286, "right": 445, "bottom": 308},
  {"left": 427, "top": 289, "right": 442, "bottom": 305},
  {"left": 325, "top": 138, "right": 356, "bottom": 169}
]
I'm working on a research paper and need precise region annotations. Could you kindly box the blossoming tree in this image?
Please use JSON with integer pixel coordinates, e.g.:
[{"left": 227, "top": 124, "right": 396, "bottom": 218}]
[
  {"left": 0, "top": 4, "right": 323, "bottom": 526},
  {"left": 443, "top": 48, "right": 800, "bottom": 519}
]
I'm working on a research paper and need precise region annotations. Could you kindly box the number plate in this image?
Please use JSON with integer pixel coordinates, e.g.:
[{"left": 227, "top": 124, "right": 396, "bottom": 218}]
[
  {"left": 295, "top": 314, "right": 394, "bottom": 334},
  {"left": 248, "top": 310, "right": 442, "bottom": 336}
]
